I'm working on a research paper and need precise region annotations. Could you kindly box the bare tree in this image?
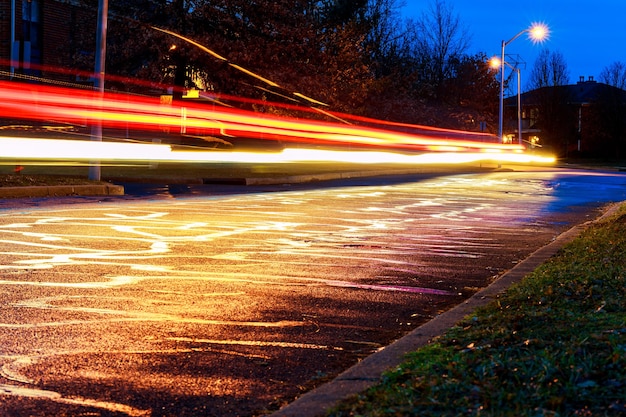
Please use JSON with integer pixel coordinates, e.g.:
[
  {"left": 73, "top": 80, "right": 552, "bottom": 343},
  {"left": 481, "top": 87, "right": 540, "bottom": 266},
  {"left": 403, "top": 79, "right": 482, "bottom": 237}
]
[
  {"left": 409, "top": 0, "right": 470, "bottom": 100},
  {"left": 527, "top": 48, "right": 570, "bottom": 89},
  {"left": 599, "top": 61, "right": 626, "bottom": 89},
  {"left": 525, "top": 49, "right": 572, "bottom": 155},
  {"left": 363, "top": 0, "right": 410, "bottom": 75},
  {"left": 596, "top": 61, "right": 626, "bottom": 158}
]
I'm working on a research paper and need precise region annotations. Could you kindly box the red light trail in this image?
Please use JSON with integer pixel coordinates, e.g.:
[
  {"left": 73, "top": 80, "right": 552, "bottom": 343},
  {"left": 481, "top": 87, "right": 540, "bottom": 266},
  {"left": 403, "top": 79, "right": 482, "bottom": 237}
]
[{"left": 0, "top": 79, "right": 554, "bottom": 165}]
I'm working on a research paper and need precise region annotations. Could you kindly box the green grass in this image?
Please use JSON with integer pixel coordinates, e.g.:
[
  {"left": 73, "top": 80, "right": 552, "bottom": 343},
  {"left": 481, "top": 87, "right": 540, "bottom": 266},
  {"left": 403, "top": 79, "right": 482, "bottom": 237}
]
[
  {"left": 0, "top": 173, "right": 110, "bottom": 187},
  {"left": 328, "top": 204, "right": 626, "bottom": 417},
  {"left": 0, "top": 161, "right": 476, "bottom": 186},
  {"left": 0, "top": 162, "right": 356, "bottom": 186},
  {"left": 0, "top": 162, "right": 353, "bottom": 179}
]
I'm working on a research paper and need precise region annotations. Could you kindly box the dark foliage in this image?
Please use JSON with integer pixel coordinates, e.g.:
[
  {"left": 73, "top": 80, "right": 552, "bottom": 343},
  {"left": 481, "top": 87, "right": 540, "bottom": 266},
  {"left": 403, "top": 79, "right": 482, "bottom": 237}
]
[{"left": 61, "top": 0, "right": 498, "bottom": 131}]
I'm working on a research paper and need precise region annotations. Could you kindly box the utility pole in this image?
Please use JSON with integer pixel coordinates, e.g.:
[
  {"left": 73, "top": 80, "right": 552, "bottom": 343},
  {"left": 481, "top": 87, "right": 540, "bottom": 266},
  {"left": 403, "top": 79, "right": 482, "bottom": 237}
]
[{"left": 89, "top": 0, "right": 108, "bottom": 181}]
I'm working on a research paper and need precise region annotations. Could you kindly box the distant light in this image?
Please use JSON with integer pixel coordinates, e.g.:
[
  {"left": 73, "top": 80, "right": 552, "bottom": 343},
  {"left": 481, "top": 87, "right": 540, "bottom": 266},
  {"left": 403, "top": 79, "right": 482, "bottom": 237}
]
[
  {"left": 489, "top": 56, "right": 501, "bottom": 69},
  {"left": 528, "top": 22, "right": 549, "bottom": 43},
  {"left": 183, "top": 89, "right": 200, "bottom": 98}
]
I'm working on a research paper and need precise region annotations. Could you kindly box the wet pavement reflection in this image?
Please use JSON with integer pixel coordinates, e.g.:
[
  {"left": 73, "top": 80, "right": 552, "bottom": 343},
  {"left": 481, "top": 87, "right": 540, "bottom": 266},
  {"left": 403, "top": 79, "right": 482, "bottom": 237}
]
[{"left": 0, "top": 168, "right": 625, "bottom": 416}]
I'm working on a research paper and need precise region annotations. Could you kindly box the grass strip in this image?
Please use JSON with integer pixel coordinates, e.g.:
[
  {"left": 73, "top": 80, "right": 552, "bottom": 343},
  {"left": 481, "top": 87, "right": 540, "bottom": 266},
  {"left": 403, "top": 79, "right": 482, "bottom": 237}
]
[
  {"left": 0, "top": 162, "right": 480, "bottom": 187},
  {"left": 328, "top": 204, "right": 626, "bottom": 417},
  {"left": 0, "top": 162, "right": 418, "bottom": 185}
]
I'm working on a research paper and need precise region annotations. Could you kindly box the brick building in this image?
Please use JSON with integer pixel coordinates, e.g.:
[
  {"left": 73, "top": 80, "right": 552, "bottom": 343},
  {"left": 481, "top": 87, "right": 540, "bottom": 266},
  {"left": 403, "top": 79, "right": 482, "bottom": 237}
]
[
  {"left": 505, "top": 77, "right": 626, "bottom": 158},
  {"left": 1, "top": 0, "right": 95, "bottom": 83}
]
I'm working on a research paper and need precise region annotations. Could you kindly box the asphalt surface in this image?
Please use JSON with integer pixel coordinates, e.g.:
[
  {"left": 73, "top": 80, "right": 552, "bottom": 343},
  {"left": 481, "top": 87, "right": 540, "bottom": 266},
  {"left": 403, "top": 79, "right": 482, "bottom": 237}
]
[
  {"left": 1, "top": 166, "right": 625, "bottom": 417},
  {"left": 271, "top": 202, "right": 623, "bottom": 417}
]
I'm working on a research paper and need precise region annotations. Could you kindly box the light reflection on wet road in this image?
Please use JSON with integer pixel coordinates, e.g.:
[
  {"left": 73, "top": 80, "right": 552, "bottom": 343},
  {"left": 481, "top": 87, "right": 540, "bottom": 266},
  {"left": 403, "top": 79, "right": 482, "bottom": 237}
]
[{"left": 0, "top": 168, "right": 624, "bottom": 416}]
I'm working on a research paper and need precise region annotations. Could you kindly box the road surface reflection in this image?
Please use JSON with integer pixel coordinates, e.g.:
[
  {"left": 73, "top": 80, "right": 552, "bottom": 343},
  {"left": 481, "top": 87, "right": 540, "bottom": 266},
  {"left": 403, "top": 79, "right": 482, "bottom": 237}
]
[{"left": 0, "top": 169, "right": 624, "bottom": 416}]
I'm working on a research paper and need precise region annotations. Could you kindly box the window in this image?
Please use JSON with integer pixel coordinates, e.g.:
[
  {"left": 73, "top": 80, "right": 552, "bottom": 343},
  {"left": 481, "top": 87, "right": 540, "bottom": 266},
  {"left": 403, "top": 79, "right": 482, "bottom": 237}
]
[{"left": 22, "top": 0, "right": 42, "bottom": 74}]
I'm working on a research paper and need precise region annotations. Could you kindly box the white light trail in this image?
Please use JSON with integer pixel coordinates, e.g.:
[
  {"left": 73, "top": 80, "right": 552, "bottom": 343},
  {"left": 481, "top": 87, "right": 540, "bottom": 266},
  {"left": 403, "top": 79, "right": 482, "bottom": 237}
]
[{"left": 0, "top": 137, "right": 556, "bottom": 165}]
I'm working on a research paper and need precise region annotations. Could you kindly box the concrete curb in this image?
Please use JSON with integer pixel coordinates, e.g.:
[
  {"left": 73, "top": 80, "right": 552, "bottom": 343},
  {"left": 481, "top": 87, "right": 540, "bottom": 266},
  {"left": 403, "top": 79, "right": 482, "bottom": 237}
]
[
  {"left": 0, "top": 183, "right": 124, "bottom": 198},
  {"left": 270, "top": 202, "right": 623, "bottom": 417},
  {"left": 241, "top": 169, "right": 461, "bottom": 185}
]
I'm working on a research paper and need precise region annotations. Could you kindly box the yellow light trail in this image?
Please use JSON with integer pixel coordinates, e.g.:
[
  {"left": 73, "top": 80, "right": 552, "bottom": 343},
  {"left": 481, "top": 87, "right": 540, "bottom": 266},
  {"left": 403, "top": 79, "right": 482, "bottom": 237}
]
[
  {"left": 0, "top": 80, "right": 527, "bottom": 153},
  {"left": 0, "top": 137, "right": 555, "bottom": 165}
]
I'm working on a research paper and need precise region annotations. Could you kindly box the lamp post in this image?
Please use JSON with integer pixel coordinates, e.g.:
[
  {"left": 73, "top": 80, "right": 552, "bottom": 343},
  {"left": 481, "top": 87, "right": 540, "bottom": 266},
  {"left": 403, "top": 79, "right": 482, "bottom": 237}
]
[
  {"left": 498, "top": 23, "right": 548, "bottom": 142},
  {"left": 491, "top": 56, "right": 523, "bottom": 145},
  {"left": 515, "top": 66, "right": 521, "bottom": 145},
  {"left": 89, "top": 0, "right": 109, "bottom": 181}
]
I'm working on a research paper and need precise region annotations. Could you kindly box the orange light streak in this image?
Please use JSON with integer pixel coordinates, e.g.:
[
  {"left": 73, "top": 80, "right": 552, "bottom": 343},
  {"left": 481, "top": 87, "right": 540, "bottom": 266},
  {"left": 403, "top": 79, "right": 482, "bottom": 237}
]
[
  {"left": 0, "top": 80, "right": 557, "bottom": 169},
  {"left": 0, "top": 81, "right": 525, "bottom": 154}
]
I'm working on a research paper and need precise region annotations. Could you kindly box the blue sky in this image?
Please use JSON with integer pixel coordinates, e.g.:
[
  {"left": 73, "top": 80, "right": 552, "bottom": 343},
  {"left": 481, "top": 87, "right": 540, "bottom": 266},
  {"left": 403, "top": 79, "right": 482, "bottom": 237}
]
[{"left": 401, "top": 1, "right": 626, "bottom": 86}]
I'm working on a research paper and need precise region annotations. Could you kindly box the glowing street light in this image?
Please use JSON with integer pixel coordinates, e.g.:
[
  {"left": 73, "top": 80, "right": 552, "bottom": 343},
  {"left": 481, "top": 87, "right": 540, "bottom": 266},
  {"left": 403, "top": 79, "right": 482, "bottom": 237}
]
[
  {"left": 491, "top": 56, "right": 523, "bottom": 145},
  {"left": 497, "top": 22, "right": 549, "bottom": 142}
]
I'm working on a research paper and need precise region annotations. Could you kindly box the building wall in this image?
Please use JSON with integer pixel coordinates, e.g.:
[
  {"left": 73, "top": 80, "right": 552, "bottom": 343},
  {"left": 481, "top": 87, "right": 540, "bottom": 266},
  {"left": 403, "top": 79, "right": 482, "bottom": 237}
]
[
  {"left": 0, "top": 0, "right": 22, "bottom": 75},
  {"left": 43, "top": 2, "right": 73, "bottom": 69},
  {"left": 518, "top": 85, "right": 626, "bottom": 157},
  {"left": 0, "top": 2, "right": 9, "bottom": 69},
  {"left": 1, "top": 0, "right": 95, "bottom": 82}
]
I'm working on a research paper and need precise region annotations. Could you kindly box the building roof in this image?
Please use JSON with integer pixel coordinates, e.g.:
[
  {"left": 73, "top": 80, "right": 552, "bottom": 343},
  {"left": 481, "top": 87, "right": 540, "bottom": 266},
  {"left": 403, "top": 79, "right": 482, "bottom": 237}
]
[{"left": 506, "top": 77, "right": 626, "bottom": 107}]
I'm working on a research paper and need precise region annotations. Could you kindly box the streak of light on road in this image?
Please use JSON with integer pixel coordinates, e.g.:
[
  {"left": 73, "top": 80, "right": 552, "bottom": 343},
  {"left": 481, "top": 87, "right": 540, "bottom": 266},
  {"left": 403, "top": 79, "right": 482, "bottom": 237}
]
[
  {"left": 0, "top": 136, "right": 555, "bottom": 165},
  {"left": 0, "top": 79, "right": 507, "bottom": 151},
  {"left": 0, "top": 80, "right": 557, "bottom": 165}
]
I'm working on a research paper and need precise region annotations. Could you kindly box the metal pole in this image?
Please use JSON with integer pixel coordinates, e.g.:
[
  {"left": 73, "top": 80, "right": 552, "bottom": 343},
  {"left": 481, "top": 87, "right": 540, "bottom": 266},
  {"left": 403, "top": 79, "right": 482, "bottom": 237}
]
[
  {"left": 498, "top": 25, "right": 547, "bottom": 145},
  {"left": 89, "top": 0, "right": 108, "bottom": 181},
  {"left": 517, "top": 68, "right": 522, "bottom": 145},
  {"left": 498, "top": 40, "right": 505, "bottom": 142}
]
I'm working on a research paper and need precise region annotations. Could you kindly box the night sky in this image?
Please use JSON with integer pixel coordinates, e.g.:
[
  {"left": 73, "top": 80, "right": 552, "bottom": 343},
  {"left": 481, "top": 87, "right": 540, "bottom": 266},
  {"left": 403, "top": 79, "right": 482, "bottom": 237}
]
[{"left": 401, "top": 1, "right": 626, "bottom": 87}]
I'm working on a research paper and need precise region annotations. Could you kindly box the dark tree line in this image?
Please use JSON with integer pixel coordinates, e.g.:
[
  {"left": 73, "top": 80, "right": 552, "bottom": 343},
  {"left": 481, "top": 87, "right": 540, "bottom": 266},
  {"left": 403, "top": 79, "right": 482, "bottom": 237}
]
[
  {"left": 47, "top": 0, "right": 626, "bottom": 158},
  {"left": 67, "top": 0, "right": 499, "bottom": 131}
]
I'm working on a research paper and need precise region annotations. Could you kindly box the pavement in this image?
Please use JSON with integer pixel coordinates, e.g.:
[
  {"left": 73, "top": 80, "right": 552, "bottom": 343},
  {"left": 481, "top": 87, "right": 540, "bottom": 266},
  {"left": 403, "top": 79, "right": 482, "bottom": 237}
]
[{"left": 0, "top": 167, "right": 622, "bottom": 417}]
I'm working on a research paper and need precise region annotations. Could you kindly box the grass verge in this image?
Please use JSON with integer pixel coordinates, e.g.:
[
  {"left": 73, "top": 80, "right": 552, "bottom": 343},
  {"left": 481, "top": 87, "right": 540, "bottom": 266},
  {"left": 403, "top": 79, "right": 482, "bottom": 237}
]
[
  {"left": 0, "top": 162, "right": 478, "bottom": 186},
  {"left": 328, "top": 203, "right": 626, "bottom": 417},
  {"left": 0, "top": 163, "right": 355, "bottom": 187},
  {"left": 0, "top": 173, "right": 110, "bottom": 187}
]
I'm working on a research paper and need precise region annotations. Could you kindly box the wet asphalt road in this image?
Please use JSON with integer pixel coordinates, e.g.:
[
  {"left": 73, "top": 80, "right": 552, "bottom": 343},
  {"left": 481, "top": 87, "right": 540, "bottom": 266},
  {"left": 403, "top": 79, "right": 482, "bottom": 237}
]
[{"left": 0, "top": 167, "right": 625, "bottom": 416}]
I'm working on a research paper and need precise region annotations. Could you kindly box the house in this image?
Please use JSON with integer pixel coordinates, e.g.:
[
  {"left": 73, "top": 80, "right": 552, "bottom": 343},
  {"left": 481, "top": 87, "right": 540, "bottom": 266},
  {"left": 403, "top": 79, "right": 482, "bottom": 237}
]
[{"left": 505, "top": 76, "right": 626, "bottom": 158}]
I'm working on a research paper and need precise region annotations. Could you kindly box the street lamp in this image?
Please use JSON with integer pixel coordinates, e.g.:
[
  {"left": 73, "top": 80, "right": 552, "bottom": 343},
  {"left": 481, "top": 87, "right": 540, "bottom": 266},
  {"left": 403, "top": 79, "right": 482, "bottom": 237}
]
[
  {"left": 491, "top": 56, "right": 523, "bottom": 145},
  {"left": 89, "top": 0, "right": 109, "bottom": 181},
  {"left": 497, "top": 22, "right": 549, "bottom": 142}
]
